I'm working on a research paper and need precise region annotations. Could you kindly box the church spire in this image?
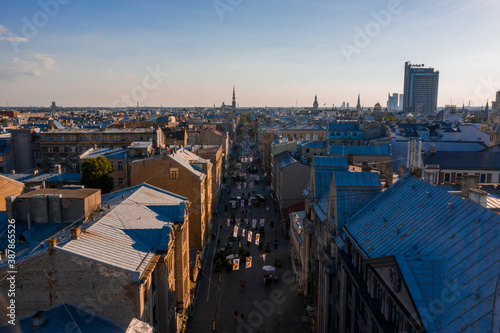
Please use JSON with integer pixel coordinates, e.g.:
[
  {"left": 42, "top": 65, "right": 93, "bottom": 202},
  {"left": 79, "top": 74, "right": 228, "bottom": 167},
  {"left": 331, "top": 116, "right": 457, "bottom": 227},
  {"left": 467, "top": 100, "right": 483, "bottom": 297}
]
[{"left": 356, "top": 93, "right": 361, "bottom": 112}]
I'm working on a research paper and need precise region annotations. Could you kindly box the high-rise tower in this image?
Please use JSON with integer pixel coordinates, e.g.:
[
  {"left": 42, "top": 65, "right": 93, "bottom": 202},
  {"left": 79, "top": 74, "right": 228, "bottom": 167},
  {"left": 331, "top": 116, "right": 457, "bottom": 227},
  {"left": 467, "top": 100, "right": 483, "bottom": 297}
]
[{"left": 403, "top": 61, "right": 439, "bottom": 114}]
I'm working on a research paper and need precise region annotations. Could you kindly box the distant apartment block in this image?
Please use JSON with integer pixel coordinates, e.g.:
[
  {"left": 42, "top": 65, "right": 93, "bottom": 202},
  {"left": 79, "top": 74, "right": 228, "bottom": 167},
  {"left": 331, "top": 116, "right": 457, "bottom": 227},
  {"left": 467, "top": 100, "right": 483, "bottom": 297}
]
[{"left": 39, "top": 128, "right": 164, "bottom": 173}]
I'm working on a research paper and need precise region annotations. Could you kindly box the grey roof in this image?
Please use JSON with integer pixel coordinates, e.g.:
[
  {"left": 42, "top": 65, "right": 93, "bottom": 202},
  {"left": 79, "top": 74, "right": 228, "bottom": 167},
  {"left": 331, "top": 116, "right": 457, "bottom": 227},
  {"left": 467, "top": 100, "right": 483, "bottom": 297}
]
[
  {"left": 1, "top": 173, "right": 81, "bottom": 183},
  {"left": 128, "top": 141, "right": 152, "bottom": 149},
  {"left": 0, "top": 303, "right": 125, "bottom": 333},
  {"left": 345, "top": 175, "right": 500, "bottom": 332},
  {"left": 80, "top": 147, "right": 128, "bottom": 160},
  {"left": 390, "top": 139, "right": 488, "bottom": 172},
  {"left": 422, "top": 151, "right": 500, "bottom": 170},
  {"left": 57, "top": 184, "right": 188, "bottom": 280},
  {"left": 328, "top": 144, "right": 391, "bottom": 156},
  {"left": 274, "top": 151, "right": 297, "bottom": 169}
]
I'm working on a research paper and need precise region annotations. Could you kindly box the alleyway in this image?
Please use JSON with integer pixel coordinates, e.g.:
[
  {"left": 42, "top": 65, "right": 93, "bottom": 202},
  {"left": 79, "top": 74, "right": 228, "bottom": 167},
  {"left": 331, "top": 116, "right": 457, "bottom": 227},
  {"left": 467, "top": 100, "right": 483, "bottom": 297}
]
[{"left": 187, "top": 132, "right": 310, "bottom": 333}]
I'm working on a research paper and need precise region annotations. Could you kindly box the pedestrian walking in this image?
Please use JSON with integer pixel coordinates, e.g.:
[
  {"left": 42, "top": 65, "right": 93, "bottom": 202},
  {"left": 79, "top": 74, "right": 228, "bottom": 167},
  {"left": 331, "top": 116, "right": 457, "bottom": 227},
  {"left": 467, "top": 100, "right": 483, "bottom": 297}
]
[
  {"left": 234, "top": 311, "right": 238, "bottom": 322},
  {"left": 241, "top": 312, "right": 246, "bottom": 320}
]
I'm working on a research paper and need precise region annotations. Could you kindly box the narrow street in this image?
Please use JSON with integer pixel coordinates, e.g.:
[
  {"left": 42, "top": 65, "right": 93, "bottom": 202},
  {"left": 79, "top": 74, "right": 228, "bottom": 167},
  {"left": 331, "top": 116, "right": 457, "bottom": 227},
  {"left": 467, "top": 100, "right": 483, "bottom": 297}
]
[{"left": 187, "top": 130, "right": 310, "bottom": 333}]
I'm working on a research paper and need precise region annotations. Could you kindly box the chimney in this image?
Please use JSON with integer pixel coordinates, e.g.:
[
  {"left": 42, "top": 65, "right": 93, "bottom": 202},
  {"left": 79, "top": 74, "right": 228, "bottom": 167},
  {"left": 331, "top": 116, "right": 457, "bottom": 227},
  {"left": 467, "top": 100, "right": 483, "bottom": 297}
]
[
  {"left": 47, "top": 238, "right": 57, "bottom": 251},
  {"left": 6, "top": 195, "right": 17, "bottom": 220},
  {"left": 70, "top": 226, "right": 81, "bottom": 239},
  {"left": 361, "top": 161, "right": 371, "bottom": 173},
  {"left": 469, "top": 189, "right": 488, "bottom": 207},
  {"left": 53, "top": 164, "right": 62, "bottom": 174},
  {"left": 461, "top": 175, "right": 479, "bottom": 198},
  {"left": 31, "top": 311, "right": 47, "bottom": 330},
  {"left": 385, "top": 163, "right": 393, "bottom": 186},
  {"left": 346, "top": 154, "right": 353, "bottom": 165},
  {"left": 398, "top": 166, "right": 404, "bottom": 178},
  {"left": 430, "top": 145, "right": 436, "bottom": 154},
  {"left": 413, "top": 167, "right": 422, "bottom": 179},
  {"left": 424, "top": 170, "right": 434, "bottom": 185}
]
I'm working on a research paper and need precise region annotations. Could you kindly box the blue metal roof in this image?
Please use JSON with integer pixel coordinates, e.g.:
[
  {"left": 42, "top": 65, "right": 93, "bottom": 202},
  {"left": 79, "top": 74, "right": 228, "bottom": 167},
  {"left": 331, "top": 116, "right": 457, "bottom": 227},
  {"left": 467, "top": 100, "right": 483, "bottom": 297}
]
[
  {"left": 345, "top": 174, "right": 500, "bottom": 332},
  {"left": 328, "top": 144, "right": 391, "bottom": 156},
  {"left": 302, "top": 141, "right": 327, "bottom": 148},
  {"left": 334, "top": 171, "right": 382, "bottom": 188},
  {"left": 313, "top": 156, "right": 349, "bottom": 169},
  {"left": 80, "top": 147, "right": 128, "bottom": 160},
  {"left": 0, "top": 303, "right": 125, "bottom": 332},
  {"left": 328, "top": 123, "right": 359, "bottom": 131},
  {"left": 1, "top": 173, "right": 81, "bottom": 183}
]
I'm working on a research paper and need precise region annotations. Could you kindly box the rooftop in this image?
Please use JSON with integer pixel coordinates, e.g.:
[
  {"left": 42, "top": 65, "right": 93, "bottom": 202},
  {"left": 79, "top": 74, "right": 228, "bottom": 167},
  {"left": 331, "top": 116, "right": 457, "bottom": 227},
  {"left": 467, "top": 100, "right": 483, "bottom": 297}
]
[
  {"left": 56, "top": 184, "right": 188, "bottom": 280},
  {"left": 345, "top": 175, "right": 500, "bottom": 332}
]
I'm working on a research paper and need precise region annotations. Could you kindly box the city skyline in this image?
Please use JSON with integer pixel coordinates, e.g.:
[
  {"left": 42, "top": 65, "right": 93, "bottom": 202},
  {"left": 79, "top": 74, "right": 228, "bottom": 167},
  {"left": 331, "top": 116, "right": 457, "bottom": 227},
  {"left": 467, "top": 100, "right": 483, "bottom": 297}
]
[{"left": 1, "top": 0, "right": 500, "bottom": 108}]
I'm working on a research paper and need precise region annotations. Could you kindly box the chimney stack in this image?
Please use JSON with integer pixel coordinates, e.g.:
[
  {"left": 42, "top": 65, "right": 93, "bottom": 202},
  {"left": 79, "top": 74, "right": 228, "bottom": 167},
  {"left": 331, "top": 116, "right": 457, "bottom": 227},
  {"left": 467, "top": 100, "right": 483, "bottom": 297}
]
[
  {"left": 413, "top": 167, "right": 422, "bottom": 179},
  {"left": 70, "top": 226, "right": 81, "bottom": 240},
  {"left": 424, "top": 170, "right": 434, "bottom": 185},
  {"left": 385, "top": 163, "right": 393, "bottom": 186},
  {"left": 430, "top": 145, "right": 436, "bottom": 154},
  {"left": 461, "top": 175, "right": 479, "bottom": 198},
  {"left": 47, "top": 238, "right": 57, "bottom": 251},
  {"left": 347, "top": 154, "right": 354, "bottom": 165},
  {"left": 469, "top": 189, "right": 488, "bottom": 207},
  {"left": 53, "top": 164, "right": 62, "bottom": 174},
  {"left": 398, "top": 165, "right": 404, "bottom": 178},
  {"left": 361, "top": 161, "right": 371, "bottom": 173}
]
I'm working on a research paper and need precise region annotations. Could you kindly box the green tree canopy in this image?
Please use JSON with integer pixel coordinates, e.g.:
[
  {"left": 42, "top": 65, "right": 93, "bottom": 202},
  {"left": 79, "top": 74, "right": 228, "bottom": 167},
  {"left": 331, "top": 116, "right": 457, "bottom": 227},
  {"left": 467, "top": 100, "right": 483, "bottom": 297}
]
[{"left": 80, "top": 156, "right": 114, "bottom": 193}]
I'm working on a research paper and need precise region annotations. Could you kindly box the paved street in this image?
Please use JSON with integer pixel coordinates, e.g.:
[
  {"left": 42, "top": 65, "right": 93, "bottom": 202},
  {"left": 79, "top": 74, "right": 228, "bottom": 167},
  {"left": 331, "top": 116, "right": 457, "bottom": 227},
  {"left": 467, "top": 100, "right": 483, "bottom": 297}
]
[{"left": 187, "top": 137, "right": 310, "bottom": 333}]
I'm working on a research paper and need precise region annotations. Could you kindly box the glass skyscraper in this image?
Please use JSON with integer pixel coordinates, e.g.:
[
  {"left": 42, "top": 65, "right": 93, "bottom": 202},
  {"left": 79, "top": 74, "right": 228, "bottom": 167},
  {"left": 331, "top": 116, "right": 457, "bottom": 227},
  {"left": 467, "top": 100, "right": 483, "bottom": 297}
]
[{"left": 403, "top": 61, "right": 439, "bottom": 114}]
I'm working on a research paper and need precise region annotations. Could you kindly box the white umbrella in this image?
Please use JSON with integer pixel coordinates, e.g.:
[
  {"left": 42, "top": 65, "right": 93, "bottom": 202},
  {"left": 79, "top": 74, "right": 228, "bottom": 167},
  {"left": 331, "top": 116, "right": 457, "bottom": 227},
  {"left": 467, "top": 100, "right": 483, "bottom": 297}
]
[{"left": 262, "top": 265, "right": 276, "bottom": 272}]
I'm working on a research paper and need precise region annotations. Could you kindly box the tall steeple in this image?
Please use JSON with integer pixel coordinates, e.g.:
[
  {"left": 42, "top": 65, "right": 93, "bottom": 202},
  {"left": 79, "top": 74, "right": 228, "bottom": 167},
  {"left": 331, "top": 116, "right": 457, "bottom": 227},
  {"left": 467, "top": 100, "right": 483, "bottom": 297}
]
[
  {"left": 232, "top": 86, "right": 236, "bottom": 109},
  {"left": 356, "top": 93, "right": 361, "bottom": 112},
  {"left": 313, "top": 95, "right": 319, "bottom": 109}
]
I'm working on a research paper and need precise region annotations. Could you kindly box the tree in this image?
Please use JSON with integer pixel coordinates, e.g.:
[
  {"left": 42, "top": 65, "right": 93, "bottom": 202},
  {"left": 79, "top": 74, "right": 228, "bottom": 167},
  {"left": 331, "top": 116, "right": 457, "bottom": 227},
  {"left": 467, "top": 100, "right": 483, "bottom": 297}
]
[{"left": 81, "top": 156, "right": 114, "bottom": 193}]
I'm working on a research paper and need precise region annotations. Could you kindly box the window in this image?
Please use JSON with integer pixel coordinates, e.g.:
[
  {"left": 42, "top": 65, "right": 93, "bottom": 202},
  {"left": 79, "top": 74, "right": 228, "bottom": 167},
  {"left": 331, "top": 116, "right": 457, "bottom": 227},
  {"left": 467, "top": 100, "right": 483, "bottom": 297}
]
[
  {"left": 47, "top": 147, "right": 54, "bottom": 153},
  {"left": 48, "top": 157, "right": 55, "bottom": 163},
  {"left": 118, "top": 178, "right": 124, "bottom": 186},
  {"left": 111, "top": 178, "right": 115, "bottom": 186},
  {"left": 110, "top": 162, "right": 114, "bottom": 169},
  {"left": 61, "top": 167, "right": 66, "bottom": 173},
  {"left": 71, "top": 163, "right": 78, "bottom": 169},
  {"left": 70, "top": 147, "right": 76, "bottom": 153},
  {"left": 59, "top": 147, "right": 65, "bottom": 153},
  {"left": 58, "top": 136, "right": 62, "bottom": 142},
  {"left": 59, "top": 158, "right": 64, "bottom": 163},
  {"left": 170, "top": 167, "right": 179, "bottom": 179},
  {"left": 47, "top": 137, "right": 53, "bottom": 141},
  {"left": 117, "top": 162, "right": 123, "bottom": 170},
  {"left": 444, "top": 173, "right": 451, "bottom": 183},
  {"left": 480, "top": 174, "right": 486, "bottom": 183},
  {"left": 306, "top": 149, "right": 310, "bottom": 153},
  {"left": 456, "top": 173, "right": 462, "bottom": 179}
]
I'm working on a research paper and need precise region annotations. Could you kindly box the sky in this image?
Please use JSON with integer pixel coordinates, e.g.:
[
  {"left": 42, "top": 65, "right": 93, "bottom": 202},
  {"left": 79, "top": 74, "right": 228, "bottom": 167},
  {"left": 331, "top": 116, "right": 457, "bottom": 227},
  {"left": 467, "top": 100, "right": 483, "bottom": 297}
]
[{"left": 0, "top": 0, "right": 499, "bottom": 108}]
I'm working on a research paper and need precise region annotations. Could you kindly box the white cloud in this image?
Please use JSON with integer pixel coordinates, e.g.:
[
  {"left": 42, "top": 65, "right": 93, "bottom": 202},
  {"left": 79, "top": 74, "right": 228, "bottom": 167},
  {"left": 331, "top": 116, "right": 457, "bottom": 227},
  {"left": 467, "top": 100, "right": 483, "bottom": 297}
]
[
  {"left": 0, "top": 53, "right": 55, "bottom": 81},
  {"left": 0, "top": 25, "right": 29, "bottom": 43},
  {"left": 99, "top": 68, "right": 113, "bottom": 74}
]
